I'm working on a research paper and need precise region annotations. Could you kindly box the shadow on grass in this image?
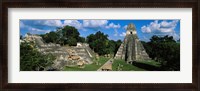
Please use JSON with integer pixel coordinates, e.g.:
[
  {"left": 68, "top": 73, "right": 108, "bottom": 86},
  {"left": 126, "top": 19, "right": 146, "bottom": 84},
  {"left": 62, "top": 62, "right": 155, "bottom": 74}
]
[{"left": 132, "top": 61, "right": 161, "bottom": 71}]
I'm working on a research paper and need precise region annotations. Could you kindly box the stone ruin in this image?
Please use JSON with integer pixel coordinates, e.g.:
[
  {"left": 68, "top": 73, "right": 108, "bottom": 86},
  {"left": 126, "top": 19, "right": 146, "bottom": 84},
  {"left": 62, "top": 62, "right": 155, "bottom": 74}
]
[
  {"left": 114, "top": 23, "right": 150, "bottom": 64},
  {"left": 23, "top": 33, "right": 96, "bottom": 70}
]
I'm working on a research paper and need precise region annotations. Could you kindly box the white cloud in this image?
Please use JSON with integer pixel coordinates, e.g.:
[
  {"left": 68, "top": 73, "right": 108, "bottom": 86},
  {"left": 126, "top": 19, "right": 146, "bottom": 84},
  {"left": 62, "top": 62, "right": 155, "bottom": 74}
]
[
  {"left": 34, "top": 20, "right": 63, "bottom": 27},
  {"left": 27, "top": 27, "right": 51, "bottom": 34},
  {"left": 114, "top": 29, "right": 118, "bottom": 36},
  {"left": 159, "top": 28, "right": 174, "bottom": 33},
  {"left": 20, "top": 20, "right": 53, "bottom": 34},
  {"left": 119, "top": 32, "right": 126, "bottom": 37},
  {"left": 105, "top": 23, "right": 121, "bottom": 29},
  {"left": 20, "top": 20, "right": 63, "bottom": 35},
  {"left": 44, "top": 20, "right": 62, "bottom": 27},
  {"left": 105, "top": 22, "right": 121, "bottom": 36},
  {"left": 29, "top": 27, "right": 43, "bottom": 32},
  {"left": 63, "top": 20, "right": 82, "bottom": 29},
  {"left": 141, "top": 20, "right": 178, "bottom": 33},
  {"left": 141, "top": 20, "right": 180, "bottom": 40},
  {"left": 149, "top": 20, "right": 160, "bottom": 31},
  {"left": 168, "top": 31, "right": 180, "bottom": 41},
  {"left": 160, "top": 20, "right": 178, "bottom": 28},
  {"left": 141, "top": 26, "right": 152, "bottom": 33},
  {"left": 81, "top": 20, "right": 122, "bottom": 35},
  {"left": 123, "top": 25, "right": 128, "bottom": 30},
  {"left": 83, "top": 20, "right": 108, "bottom": 28}
]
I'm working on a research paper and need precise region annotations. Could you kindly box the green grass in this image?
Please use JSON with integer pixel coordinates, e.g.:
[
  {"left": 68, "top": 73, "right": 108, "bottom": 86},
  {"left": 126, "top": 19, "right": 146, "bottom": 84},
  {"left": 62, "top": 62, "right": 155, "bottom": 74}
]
[
  {"left": 112, "top": 59, "right": 160, "bottom": 71},
  {"left": 63, "top": 66, "right": 86, "bottom": 71},
  {"left": 112, "top": 59, "right": 145, "bottom": 71},
  {"left": 138, "top": 60, "right": 161, "bottom": 68},
  {"left": 63, "top": 57, "right": 161, "bottom": 71},
  {"left": 63, "top": 57, "right": 109, "bottom": 71}
]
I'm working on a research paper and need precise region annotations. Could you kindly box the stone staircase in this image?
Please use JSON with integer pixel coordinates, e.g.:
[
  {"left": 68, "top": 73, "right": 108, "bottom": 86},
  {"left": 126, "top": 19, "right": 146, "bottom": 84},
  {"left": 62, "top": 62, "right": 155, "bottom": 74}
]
[
  {"left": 73, "top": 43, "right": 96, "bottom": 64},
  {"left": 74, "top": 47, "right": 93, "bottom": 64},
  {"left": 114, "top": 43, "right": 124, "bottom": 59},
  {"left": 114, "top": 23, "right": 151, "bottom": 62}
]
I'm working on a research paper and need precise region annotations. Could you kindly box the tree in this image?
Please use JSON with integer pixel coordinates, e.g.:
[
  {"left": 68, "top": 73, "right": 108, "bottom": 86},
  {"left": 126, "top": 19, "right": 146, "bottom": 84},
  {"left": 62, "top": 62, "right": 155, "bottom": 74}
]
[
  {"left": 60, "top": 25, "right": 80, "bottom": 46},
  {"left": 142, "top": 35, "right": 180, "bottom": 71},
  {"left": 41, "top": 25, "right": 81, "bottom": 46},
  {"left": 86, "top": 31, "right": 109, "bottom": 55},
  {"left": 107, "top": 40, "right": 116, "bottom": 54},
  {"left": 42, "top": 31, "right": 59, "bottom": 43},
  {"left": 114, "top": 40, "right": 122, "bottom": 54},
  {"left": 20, "top": 41, "right": 55, "bottom": 71},
  {"left": 86, "top": 31, "right": 122, "bottom": 56},
  {"left": 68, "top": 37, "right": 77, "bottom": 46},
  {"left": 78, "top": 37, "right": 86, "bottom": 43}
]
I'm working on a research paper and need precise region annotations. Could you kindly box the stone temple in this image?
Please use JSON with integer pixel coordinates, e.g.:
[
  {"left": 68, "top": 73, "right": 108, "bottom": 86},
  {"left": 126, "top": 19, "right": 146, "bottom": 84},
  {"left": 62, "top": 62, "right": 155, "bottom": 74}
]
[{"left": 114, "top": 23, "right": 150, "bottom": 64}]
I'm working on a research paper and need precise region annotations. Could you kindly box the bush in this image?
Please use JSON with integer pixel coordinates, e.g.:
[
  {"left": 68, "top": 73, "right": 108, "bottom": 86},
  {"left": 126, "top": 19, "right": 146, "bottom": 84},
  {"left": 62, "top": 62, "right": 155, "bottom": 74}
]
[{"left": 20, "top": 41, "right": 55, "bottom": 71}]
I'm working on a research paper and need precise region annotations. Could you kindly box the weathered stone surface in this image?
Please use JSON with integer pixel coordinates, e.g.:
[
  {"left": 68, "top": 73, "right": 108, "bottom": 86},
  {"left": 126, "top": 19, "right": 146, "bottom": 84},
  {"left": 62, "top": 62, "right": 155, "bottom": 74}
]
[
  {"left": 114, "top": 23, "right": 150, "bottom": 63},
  {"left": 24, "top": 34, "right": 96, "bottom": 70}
]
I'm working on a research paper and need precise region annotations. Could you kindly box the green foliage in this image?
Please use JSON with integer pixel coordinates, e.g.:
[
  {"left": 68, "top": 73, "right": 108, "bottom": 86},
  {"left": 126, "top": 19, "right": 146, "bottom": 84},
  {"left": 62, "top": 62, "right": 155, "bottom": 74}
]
[
  {"left": 114, "top": 40, "right": 122, "bottom": 54},
  {"left": 41, "top": 25, "right": 85, "bottom": 46},
  {"left": 60, "top": 25, "right": 80, "bottom": 46},
  {"left": 107, "top": 40, "right": 116, "bottom": 54},
  {"left": 142, "top": 35, "right": 180, "bottom": 71},
  {"left": 86, "top": 31, "right": 122, "bottom": 55},
  {"left": 41, "top": 31, "right": 59, "bottom": 43},
  {"left": 67, "top": 37, "right": 77, "bottom": 46},
  {"left": 41, "top": 26, "right": 122, "bottom": 51},
  {"left": 20, "top": 41, "right": 55, "bottom": 71},
  {"left": 86, "top": 31, "right": 108, "bottom": 55},
  {"left": 78, "top": 37, "right": 86, "bottom": 43}
]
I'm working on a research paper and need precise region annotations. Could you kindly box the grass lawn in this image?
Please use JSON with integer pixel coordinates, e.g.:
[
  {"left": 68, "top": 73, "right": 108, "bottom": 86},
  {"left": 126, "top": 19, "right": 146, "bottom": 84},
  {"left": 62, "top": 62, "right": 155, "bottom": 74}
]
[
  {"left": 63, "top": 57, "right": 109, "bottom": 71},
  {"left": 112, "top": 59, "right": 161, "bottom": 71},
  {"left": 138, "top": 60, "right": 161, "bottom": 68}
]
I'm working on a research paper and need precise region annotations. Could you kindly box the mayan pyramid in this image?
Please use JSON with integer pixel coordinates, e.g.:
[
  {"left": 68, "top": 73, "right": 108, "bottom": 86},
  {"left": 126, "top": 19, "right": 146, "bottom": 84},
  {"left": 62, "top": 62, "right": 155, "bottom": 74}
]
[{"left": 114, "top": 23, "right": 150, "bottom": 64}]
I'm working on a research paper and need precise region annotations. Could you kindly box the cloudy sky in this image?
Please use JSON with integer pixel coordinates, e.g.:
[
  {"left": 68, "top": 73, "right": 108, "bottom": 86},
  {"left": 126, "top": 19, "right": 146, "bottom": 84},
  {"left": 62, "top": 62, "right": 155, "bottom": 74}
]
[{"left": 20, "top": 19, "right": 180, "bottom": 41}]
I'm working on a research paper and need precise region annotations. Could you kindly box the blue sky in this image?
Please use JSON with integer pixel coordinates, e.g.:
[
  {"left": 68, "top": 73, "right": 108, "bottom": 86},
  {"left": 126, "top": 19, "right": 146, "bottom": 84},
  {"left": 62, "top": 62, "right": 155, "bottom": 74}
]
[{"left": 20, "top": 19, "right": 180, "bottom": 41}]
